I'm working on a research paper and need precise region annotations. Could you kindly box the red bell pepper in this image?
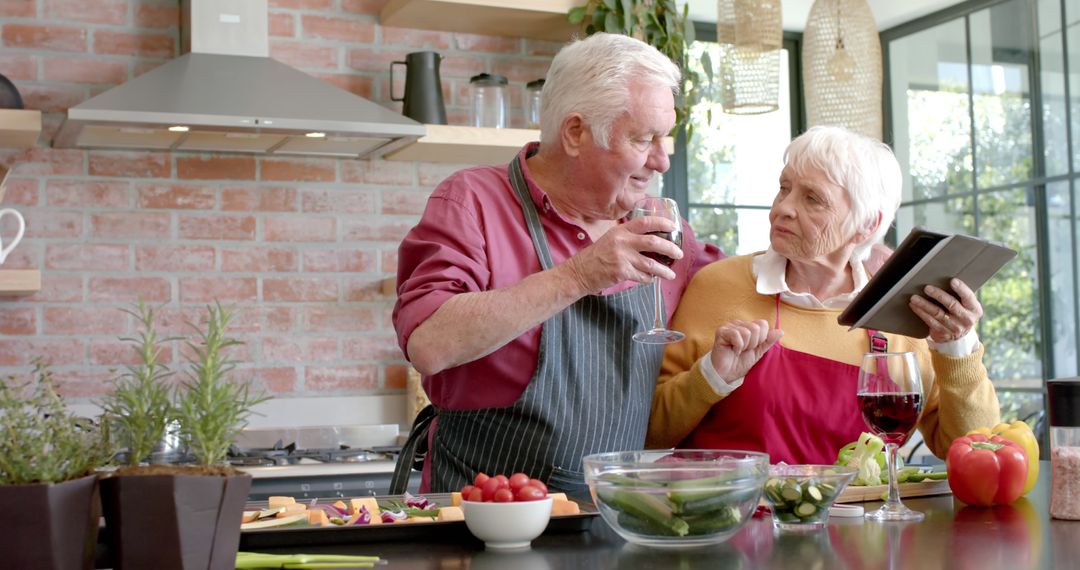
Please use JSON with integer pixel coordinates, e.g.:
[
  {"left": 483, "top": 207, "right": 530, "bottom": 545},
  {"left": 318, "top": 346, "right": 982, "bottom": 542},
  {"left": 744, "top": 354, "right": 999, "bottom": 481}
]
[{"left": 946, "top": 433, "right": 1028, "bottom": 506}]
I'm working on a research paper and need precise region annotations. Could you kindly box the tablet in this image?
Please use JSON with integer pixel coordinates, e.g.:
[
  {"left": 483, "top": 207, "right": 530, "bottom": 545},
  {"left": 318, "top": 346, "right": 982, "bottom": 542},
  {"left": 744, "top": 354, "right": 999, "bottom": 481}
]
[{"left": 837, "top": 227, "right": 1017, "bottom": 338}]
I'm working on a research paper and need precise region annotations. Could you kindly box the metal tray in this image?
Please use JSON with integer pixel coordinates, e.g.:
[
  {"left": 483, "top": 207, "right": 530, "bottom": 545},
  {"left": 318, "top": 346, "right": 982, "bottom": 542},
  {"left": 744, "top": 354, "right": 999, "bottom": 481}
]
[{"left": 238, "top": 493, "right": 597, "bottom": 548}]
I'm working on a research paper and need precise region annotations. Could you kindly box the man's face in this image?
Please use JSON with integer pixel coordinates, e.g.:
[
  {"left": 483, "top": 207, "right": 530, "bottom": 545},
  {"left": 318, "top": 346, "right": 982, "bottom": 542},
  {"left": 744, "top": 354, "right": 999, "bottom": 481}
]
[
  {"left": 769, "top": 165, "right": 860, "bottom": 261},
  {"left": 581, "top": 82, "right": 676, "bottom": 217}
]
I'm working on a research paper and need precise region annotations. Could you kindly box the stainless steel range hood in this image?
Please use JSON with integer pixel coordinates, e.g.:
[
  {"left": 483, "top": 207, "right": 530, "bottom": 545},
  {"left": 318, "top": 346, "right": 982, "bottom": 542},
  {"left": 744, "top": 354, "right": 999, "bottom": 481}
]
[{"left": 53, "top": 0, "right": 425, "bottom": 159}]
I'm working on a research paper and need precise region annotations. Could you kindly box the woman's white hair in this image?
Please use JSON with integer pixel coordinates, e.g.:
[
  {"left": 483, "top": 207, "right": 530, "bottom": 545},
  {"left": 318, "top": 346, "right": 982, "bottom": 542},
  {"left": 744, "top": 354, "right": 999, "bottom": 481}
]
[
  {"left": 783, "top": 125, "right": 903, "bottom": 262},
  {"left": 540, "top": 33, "right": 680, "bottom": 149}
]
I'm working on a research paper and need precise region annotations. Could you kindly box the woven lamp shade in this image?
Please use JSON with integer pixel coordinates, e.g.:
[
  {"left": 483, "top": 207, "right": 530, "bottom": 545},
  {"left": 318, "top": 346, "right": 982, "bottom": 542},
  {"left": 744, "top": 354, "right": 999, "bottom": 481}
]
[
  {"left": 717, "top": 0, "right": 783, "bottom": 115},
  {"left": 803, "top": 0, "right": 883, "bottom": 139}
]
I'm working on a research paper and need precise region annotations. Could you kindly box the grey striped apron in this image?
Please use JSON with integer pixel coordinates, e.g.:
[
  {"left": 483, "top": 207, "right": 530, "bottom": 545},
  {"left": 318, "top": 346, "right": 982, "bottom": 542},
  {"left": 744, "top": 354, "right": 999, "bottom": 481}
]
[{"left": 390, "top": 154, "right": 663, "bottom": 494}]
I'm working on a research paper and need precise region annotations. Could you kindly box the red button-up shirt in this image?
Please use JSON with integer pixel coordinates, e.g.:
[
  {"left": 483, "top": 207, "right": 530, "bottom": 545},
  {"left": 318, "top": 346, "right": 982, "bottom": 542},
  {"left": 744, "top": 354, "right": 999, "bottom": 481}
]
[{"left": 393, "top": 143, "right": 724, "bottom": 410}]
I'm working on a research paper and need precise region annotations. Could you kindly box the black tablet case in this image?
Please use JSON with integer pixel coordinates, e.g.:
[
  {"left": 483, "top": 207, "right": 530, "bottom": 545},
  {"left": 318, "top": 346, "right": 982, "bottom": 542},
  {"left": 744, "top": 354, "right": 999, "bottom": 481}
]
[{"left": 837, "top": 227, "right": 1017, "bottom": 338}]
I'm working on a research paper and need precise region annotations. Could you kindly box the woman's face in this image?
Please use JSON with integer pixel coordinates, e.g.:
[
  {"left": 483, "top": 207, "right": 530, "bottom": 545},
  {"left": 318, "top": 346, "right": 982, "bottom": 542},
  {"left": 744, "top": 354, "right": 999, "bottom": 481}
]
[{"left": 769, "top": 164, "right": 862, "bottom": 261}]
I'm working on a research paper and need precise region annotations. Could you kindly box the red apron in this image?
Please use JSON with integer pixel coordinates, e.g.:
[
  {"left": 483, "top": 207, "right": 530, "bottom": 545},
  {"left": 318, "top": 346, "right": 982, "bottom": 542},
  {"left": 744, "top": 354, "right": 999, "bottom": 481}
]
[{"left": 679, "top": 295, "right": 878, "bottom": 465}]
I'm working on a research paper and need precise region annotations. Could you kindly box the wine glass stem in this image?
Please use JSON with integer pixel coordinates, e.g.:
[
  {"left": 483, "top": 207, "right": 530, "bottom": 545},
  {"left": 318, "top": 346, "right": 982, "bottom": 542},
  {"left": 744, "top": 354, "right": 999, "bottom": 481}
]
[
  {"left": 652, "top": 279, "right": 665, "bottom": 330},
  {"left": 885, "top": 442, "right": 903, "bottom": 507}
]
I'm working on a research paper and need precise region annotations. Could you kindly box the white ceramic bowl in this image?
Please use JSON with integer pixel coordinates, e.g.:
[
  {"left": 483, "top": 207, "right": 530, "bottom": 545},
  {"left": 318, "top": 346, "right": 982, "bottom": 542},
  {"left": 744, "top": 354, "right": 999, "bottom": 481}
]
[{"left": 461, "top": 497, "right": 553, "bottom": 550}]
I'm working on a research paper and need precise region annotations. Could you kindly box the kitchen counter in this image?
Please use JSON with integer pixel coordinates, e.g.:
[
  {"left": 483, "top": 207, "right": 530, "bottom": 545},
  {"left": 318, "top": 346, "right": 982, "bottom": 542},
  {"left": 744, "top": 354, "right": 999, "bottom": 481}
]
[{"left": 242, "top": 461, "right": 1079, "bottom": 569}]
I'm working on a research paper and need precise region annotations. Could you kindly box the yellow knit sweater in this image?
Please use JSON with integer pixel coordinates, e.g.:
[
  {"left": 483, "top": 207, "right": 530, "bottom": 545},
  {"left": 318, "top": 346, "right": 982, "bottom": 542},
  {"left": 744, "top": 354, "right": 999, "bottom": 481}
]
[{"left": 647, "top": 254, "right": 1001, "bottom": 458}]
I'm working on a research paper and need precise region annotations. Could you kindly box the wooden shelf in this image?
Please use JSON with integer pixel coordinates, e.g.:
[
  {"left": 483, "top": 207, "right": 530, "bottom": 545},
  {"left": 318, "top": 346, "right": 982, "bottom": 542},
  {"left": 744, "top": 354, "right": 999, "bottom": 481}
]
[
  {"left": 0, "top": 109, "right": 42, "bottom": 148},
  {"left": 385, "top": 124, "right": 674, "bottom": 164},
  {"left": 0, "top": 270, "right": 41, "bottom": 296},
  {"left": 380, "top": 0, "right": 583, "bottom": 42},
  {"left": 385, "top": 124, "right": 540, "bottom": 164}
]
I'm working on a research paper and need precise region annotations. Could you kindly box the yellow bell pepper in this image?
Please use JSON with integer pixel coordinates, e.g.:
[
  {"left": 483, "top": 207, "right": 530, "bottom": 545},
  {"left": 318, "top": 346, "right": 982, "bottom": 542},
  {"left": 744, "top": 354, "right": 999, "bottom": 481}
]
[{"left": 967, "top": 421, "right": 1039, "bottom": 495}]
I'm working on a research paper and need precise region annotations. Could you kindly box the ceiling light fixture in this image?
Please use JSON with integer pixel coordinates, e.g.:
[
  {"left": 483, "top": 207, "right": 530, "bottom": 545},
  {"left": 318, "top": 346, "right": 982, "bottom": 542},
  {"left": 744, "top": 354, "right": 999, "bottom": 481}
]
[
  {"left": 803, "top": 0, "right": 883, "bottom": 139},
  {"left": 716, "top": 0, "right": 783, "bottom": 115}
]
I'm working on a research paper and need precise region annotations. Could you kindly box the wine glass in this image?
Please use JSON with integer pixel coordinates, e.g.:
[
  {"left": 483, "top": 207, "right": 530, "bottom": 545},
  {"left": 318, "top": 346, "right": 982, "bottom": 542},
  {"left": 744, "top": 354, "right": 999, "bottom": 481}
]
[
  {"left": 629, "top": 197, "right": 685, "bottom": 344},
  {"left": 856, "top": 351, "right": 925, "bottom": 522}
]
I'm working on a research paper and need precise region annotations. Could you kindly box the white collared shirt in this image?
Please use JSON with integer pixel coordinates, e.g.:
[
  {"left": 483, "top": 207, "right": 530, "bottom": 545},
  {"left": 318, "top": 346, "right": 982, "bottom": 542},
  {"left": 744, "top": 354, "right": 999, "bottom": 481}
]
[{"left": 699, "top": 248, "right": 979, "bottom": 395}]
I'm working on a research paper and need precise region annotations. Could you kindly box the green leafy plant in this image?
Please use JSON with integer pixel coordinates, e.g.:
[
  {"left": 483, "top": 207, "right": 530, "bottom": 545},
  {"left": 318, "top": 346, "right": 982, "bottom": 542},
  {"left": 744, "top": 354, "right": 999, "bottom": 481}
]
[
  {"left": 0, "top": 361, "right": 111, "bottom": 485},
  {"left": 174, "top": 302, "right": 268, "bottom": 467},
  {"left": 100, "top": 301, "right": 176, "bottom": 466},
  {"left": 568, "top": 0, "right": 710, "bottom": 140}
]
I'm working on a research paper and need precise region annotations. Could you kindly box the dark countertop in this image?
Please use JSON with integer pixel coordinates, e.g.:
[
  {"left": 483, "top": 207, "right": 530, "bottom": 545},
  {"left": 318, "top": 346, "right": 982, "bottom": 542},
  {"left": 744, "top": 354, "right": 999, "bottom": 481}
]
[
  {"left": 95, "top": 461, "right": 1080, "bottom": 569},
  {"left": 243, "top": 461, "right": 1080, "bottom": 569}
]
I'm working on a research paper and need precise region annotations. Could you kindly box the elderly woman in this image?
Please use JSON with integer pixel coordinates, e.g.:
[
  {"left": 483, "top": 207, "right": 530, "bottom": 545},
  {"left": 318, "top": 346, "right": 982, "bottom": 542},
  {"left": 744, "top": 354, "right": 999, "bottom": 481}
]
[{"left": 647, "top": 126, "right": 1000, "bottom": 464}]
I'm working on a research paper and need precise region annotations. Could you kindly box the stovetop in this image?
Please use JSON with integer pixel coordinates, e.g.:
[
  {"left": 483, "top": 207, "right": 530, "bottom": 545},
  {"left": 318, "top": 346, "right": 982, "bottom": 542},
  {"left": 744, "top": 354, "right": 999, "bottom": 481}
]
[{"left": 225, "top": 442, "right": 401, "bottom": 467}]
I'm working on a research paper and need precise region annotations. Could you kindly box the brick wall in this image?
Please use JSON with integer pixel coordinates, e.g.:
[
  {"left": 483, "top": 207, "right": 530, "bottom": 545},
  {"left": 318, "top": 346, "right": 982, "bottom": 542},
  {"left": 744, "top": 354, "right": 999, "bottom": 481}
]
[{"left": 0, "top": 0, "right": 558, "bottom": 412}]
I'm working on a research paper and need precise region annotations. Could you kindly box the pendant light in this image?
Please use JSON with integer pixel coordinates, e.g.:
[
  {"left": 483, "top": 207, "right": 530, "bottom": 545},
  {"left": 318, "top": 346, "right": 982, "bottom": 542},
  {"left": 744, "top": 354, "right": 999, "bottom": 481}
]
[
  {"left": 803, "top": 0, "right": 883, "bottom": 139},
  {"left": 716, "top": 0, "right": 784, "bottom": 115}
]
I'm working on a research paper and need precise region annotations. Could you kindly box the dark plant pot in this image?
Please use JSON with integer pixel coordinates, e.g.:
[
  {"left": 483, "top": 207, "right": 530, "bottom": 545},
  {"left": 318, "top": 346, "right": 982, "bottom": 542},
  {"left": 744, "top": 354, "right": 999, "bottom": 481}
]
[
  {"left": 0, "top": 474, "right": 100, "bottom": 570},
  {"left": 100, "top": 472, "right": 251, "bottom": 570}
]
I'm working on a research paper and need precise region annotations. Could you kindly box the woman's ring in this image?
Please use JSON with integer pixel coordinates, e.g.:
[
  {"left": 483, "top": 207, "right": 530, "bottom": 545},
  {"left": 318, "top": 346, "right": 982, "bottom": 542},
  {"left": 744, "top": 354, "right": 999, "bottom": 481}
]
[{"left": 942, "top": 314, "right": 951, "bottom": 324}]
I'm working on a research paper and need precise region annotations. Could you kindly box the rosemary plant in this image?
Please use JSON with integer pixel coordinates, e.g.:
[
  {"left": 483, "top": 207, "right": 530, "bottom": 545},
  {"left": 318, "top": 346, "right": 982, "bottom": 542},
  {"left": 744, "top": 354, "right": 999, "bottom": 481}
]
[
  {"left": 175, "top": 303, "right": 268, "bottom": 467},
  {"left": 100, "top": 301, "right": 175, "bottom": 466},
  {"left": 0, "top": 361, "right": 111, "bottom": 485}
]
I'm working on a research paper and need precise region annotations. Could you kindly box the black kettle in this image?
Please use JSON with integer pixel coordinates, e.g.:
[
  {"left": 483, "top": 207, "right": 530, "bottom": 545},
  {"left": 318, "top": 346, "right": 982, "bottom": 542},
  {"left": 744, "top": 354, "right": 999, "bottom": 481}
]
[{"left": 390, "top": 51, "right": 447, "bottom": 125}]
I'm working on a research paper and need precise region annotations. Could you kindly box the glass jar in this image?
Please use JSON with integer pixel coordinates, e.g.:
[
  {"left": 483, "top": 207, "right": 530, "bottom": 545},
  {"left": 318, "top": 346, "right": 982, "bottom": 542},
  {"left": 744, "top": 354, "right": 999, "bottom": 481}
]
[
  {"left": 469, "top": 73, "right": 508, "bottom": 128},
  {"left": 1048, "top": 379, "right": 1080, "bottom": 520},
  {"left": 524, "top": 79, "right": 544, "bottom": 130}
]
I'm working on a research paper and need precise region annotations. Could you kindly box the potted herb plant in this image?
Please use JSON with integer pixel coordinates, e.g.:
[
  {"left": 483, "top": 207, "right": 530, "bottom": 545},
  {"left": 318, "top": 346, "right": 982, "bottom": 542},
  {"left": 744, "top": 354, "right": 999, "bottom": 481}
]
[
  {"left": 568, "top": 0, "right": 709, "bottom": 139},
  {"left": 99, "top": 302, "right": 268, "bottom": 570},
  {"left": 0, "top": 361, "right": 111, "bottom": 570}
]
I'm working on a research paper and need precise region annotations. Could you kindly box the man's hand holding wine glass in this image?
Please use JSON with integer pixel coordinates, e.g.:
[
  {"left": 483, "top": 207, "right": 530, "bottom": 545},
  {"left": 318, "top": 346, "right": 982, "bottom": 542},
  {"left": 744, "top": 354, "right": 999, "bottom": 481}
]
[{"left": 563, "top": 215, "right": 684, "bottom": 294}]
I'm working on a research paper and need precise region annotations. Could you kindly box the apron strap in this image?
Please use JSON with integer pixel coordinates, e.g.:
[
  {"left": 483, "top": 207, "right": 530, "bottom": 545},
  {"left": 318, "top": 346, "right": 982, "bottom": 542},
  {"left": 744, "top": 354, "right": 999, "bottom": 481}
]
[
  {"left": 389, "top": 404, "right": 437, "bottom": 495},
  {"left": 773, "top": 294, "right": 782, "bottom": 328},
  {"left": 868, "top": 330, "right": 888, "bottom": 353}
]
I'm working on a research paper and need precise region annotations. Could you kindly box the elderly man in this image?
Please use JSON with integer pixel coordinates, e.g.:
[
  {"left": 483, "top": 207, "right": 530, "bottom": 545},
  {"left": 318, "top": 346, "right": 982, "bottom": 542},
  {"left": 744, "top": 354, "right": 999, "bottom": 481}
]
[{"left": 389, "top": 33, "right": 722, "bottom": 493}]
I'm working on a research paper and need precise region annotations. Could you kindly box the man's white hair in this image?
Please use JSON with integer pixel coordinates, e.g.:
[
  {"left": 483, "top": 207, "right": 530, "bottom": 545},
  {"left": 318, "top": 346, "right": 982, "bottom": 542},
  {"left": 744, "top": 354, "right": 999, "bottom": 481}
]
[
  {"left": 782, "top": 125, "right": 903, "bottom": 262},
  {"left": 540, "top": 33, "right": 680, "bottom": 149}
]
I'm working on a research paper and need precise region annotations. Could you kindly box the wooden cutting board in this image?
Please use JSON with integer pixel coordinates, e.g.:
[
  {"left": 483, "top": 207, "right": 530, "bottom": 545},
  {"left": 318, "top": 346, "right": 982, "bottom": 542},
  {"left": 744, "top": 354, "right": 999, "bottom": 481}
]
[{"left": 836, "top": 479, "right": 952, "bottom": 503}]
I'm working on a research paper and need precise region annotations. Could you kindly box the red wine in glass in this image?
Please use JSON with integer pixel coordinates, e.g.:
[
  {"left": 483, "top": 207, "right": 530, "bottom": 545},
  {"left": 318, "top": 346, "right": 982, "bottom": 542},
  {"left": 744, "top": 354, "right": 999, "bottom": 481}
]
[
  {"left": 629, "top": 197, "right": 685, "bottom": 344},
  {"left": 857, "top": 392, "right": 922, "bottom": 445},
  {"left": 642, "top": 229, "right": 684, "bottom": 267},
  {"left": 857, "top": 351, "right": 925, "bottom": 522}
]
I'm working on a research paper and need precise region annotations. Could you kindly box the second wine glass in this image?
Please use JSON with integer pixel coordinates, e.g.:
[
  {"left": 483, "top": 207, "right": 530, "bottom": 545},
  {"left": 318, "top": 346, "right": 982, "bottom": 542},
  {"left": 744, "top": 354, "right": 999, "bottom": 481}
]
[
  {"left": 856, "top": 351, "right": 925, "bottom": 522},
  {"left": 629, "top": 197, "right": 684, "bottom": 344}
]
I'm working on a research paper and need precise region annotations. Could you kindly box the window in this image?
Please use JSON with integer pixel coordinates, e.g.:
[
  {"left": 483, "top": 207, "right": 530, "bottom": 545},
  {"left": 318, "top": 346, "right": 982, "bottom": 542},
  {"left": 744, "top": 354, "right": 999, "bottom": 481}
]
[
  {"left": 666, "top": 25, "right": 802, "bottom": 255},
  {"left": 883, "top": 0, "right": 1067, "bottom": 431}
]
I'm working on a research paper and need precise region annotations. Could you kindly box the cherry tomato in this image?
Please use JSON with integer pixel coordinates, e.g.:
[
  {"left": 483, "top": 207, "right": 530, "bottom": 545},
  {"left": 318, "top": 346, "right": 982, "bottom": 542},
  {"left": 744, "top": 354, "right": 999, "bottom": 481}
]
[
  {"left": 493, "top": 488, "right": 514, "bottom": 502},
  {"left": 516, "top": 485, "right": 546, "bottom": 502},
  {"left": 466, "top": 488, "right": 484, "bottom": 502},
  {"left": 481, "top": 477, "right": 503, "bottom": 501},
  {"left": 509, "top": 473, "right": 531, "bottom": 492},
  {"left": 528, "top": 479, "right": 548, "bottom": 495},
  {"left": 473, "top": 472, "right": 490, "bottom": 488},
  {"left": 493, "top": 474, "right": 510, "bottom": 489},
  {"left": 460, "top": 484, "right": 476, "bottom": 498}
]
